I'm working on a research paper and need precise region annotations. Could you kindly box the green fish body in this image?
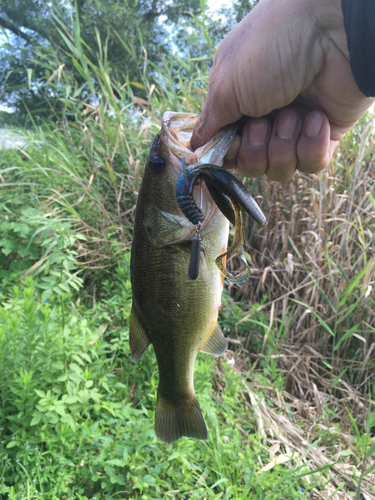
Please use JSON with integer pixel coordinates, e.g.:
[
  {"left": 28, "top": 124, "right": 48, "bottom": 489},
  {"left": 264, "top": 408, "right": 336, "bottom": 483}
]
[{"left": 130, "top": 112, "right": 232, "bottom": 444}]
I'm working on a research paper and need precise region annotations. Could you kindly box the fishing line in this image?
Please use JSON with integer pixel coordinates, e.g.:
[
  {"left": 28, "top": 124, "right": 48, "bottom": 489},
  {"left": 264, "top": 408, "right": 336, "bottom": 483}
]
[{"left": 199, "top": 175, "right": 203, "bottom": 209}]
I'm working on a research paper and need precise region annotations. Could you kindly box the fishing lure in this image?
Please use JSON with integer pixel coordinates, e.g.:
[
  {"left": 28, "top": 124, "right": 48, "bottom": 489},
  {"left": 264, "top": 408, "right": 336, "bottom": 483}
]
[{"left": 176, "top": 162, "right": 266, "bottom": 283}]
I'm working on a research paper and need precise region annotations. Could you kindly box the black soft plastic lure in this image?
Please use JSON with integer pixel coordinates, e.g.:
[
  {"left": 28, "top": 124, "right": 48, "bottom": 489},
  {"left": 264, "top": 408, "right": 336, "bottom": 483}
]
[{"left": 176, "top": 163, "right": 266, "bottom": 283}]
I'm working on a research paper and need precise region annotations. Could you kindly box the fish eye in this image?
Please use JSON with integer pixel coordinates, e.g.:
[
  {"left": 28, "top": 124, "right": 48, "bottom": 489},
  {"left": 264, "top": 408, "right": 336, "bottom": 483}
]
[{"left": 148, "top": 154, "right": 166, "bottom": 174}]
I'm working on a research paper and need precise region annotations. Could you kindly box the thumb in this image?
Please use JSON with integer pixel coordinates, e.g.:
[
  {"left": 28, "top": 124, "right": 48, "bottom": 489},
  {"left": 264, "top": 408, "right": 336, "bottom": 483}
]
[
  {"left": 190, "top": 58, "right": 245, "bottom": 150},
  {"left": 190, "top": 93, "right": 242, "bottom": 151}
]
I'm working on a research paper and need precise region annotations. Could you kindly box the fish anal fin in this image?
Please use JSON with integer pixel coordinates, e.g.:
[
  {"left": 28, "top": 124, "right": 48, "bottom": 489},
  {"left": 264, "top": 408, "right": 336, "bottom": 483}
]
[
  {"left": 200, "top": 323, "right": 227, "bottom": 355},
  {"left": 155, "top": 393, "right": 207, "bottom": 444},
  {"left": 129, "top": 303, "right": 151, "bottom": 363}
]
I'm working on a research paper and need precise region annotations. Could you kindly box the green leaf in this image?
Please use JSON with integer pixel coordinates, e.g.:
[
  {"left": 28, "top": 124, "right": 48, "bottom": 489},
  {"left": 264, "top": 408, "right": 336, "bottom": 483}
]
[
  {"left": 105, "top": 159, "right": 116, "bottom": 184},
  {"left": 339, "top": 260, "right": 374, "bottom": 306},
  {"left": 0, "top": 238, "right": 16, "bottom": 256},
  {"left": 366, "top": 441, "right": 375, "bottom": 458},
  {"left": 335, "top": 449, "right": 355, "bottom": 458},
  {"left": 168, "top": 452, "right": 181, "bottom": 461},
  {"left": 106, "top": 459, "right": 124, "bottom": 466},
  {"left": 333, "top": 325, "right": 360, "bottom": 351},
  {"left": 54, "top": 404, "right": 66, "bottom": 417},
  {"left": 72, "top": 354, "right": 84, "bottom": 365},
  {"left": 70, "top": 362, "right": 83, "bottom": 374},
  {"left": 331, "top": 367, "right": 349, "bottom": 387},
  {"left": 80, "top": 352, "right": 91, "bottom": 363},
  {"left": 30, "top": 412, "right": 43, "bottom": 426},
  {"left": 142, "top": 474, "right": 156, "bottom": 485},
  {"left": 291, "top": 299, "right": 335, "bottom": 336},
  {"left": 368, "top": 192, "right": 375, "bottom": 213},
  {"left": 364, "top": 461, "right": 375, "bottom": 477},
  {"left": 52, "top": 361, "right": 64, "bottom": 370},
  {"left": 6, "top": 440, "right": 17, "bottom": 448},
  {"left": 104, "top": 465, "right": 115, "bottom": 476}
]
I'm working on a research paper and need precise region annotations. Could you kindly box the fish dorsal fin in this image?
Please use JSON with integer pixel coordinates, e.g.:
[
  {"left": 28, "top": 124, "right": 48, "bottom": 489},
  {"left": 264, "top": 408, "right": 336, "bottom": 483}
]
[
  {"left": 129, "top": 304, "right": 151, "bottom": 363},
  {"left": 200, "top": 323, "right": 227, "bottom": 355}
]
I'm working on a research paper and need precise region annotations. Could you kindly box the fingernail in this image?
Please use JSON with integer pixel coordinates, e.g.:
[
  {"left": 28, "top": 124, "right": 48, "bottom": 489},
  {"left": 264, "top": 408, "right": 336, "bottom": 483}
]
[
  {"left": 225, "top": 136, "right": 241, "bottom": 161},
  {"left": 305, "top": 112, "right": 323, "bottom": 137},
  {"left": 276, "top": 112, "right": 298, "bottom": 140},
  {"left": 248, "top": 119, "right": 268, "bottom": 146}
]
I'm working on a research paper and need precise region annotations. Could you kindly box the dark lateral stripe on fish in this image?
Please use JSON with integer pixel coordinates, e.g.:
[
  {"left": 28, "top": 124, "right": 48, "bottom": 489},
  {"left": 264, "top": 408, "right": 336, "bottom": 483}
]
[{"left": 155, "top": 394, "right": 207, "bottom": 444}]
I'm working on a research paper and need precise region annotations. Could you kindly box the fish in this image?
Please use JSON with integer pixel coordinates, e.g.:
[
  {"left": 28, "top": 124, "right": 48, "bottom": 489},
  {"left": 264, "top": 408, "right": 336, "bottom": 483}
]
[{"left": 129, "top": 111, "right": 265, "bottom": 444}]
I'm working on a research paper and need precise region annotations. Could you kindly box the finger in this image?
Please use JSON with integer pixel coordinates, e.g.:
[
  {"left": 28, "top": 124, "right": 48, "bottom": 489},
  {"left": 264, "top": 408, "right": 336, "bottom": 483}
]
[
  {"left": 190, "top": 80, "right": 241, "bottom": 151},
  {"left": 296, "top": 111, "right": 333, "bottom": 173},
  {"left": 266, "top": 108, "right": 302, "bottom": 182},
  {"left": 227, "top": 118, "right": 271, "bottom": 177},
  {"left": 223, "top": 134, "right": 241, "bottom": 167}
]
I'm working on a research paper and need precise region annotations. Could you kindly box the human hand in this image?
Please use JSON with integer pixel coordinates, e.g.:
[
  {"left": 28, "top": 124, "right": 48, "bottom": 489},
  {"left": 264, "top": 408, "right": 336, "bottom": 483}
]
[{"left": 190, "top": 0, "right": 374, "bottom": 181}]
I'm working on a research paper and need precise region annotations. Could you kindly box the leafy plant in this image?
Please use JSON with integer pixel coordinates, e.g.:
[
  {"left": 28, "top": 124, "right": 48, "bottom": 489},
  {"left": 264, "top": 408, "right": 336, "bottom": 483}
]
[{"left": 0, "top": 207, "right": 85, "bottom": 300}]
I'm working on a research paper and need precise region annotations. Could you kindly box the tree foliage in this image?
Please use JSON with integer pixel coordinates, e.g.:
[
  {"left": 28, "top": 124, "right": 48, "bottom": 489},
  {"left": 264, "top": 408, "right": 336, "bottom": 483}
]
[{"left": 0, "top": 0, "right": 257, "bottom": 124}]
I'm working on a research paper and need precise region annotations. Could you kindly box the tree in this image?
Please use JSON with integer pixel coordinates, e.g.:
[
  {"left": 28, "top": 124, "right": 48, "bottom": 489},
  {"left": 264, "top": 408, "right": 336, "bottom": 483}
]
[
  {"left": 0, "top": 0, "right": 257, "bottom": 124},
  {"left": 0, "top": 0, "right": 201, "bottom": 119}
]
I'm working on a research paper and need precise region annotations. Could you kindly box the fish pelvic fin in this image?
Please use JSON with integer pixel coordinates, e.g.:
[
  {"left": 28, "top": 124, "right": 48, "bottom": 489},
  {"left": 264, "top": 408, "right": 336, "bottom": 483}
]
[
  {"left": 200, "top": 322, "right": 227, "bottom": 356},
  {"left": 129, "top": 303, "right": 151, "bottom": 363},
  {"left": 155, "top": 393, "right": 207, "bottom": 444}
]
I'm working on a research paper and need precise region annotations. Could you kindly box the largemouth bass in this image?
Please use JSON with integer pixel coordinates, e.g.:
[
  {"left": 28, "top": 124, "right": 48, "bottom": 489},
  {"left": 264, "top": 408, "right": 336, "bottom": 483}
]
[{"left": 130, "top": 112, "right": 264, "bottom": 444}]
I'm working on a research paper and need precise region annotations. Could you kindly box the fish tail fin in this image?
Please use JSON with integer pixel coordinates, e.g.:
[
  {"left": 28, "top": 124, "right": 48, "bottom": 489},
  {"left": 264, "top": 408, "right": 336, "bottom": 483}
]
[{"left": 155, "top": 392, "right": 207, "bottom": 444}]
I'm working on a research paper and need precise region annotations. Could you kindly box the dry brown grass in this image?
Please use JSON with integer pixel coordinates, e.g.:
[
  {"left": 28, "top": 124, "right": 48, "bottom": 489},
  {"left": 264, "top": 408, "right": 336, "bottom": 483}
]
[
  {"left": 226, "top": 112, "right": 375, "bottom": 420},
  {"left": 218, "top": 352, "right": 375, "bottom": 499}
]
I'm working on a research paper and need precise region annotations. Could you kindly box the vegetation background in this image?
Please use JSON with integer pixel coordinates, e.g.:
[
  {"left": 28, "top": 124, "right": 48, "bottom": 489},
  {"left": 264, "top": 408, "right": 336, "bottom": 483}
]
[{"left": 0, "top": 0, "right": 374, "bottom": 499}]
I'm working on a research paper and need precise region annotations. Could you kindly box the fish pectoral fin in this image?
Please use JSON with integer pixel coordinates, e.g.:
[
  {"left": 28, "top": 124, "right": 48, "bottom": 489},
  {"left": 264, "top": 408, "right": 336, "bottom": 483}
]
[
  {"left": 144, "top": 208, "right": 193, "bottom": 247},
  {"left": 129, "top": 303, "right": 151, "bottom": 363},
  {"left": 158, "top": 209, "right": 189, "bottom": 226},
  {"left": 200, "top": 323, "right": 227, "bottom": 356}
]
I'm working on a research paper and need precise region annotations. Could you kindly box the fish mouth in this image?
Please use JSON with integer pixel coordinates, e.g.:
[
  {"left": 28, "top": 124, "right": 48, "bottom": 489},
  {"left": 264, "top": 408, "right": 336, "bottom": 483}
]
[{"left": 161, "top": 112, "right": 198, "bottom": 167}]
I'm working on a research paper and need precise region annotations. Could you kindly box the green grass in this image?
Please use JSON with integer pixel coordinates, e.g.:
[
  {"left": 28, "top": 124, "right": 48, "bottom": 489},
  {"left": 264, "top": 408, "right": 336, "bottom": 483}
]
[
  {"left": 0, "top": 267, "right": 311, "bottom": 500},
  {"left": 0, "top": 262, "right": 373, "bottom": 499}
]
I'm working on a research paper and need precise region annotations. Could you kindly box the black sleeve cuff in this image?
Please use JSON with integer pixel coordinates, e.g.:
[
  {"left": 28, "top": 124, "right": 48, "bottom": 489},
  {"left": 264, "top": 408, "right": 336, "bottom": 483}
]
[{"left": 341, "top": 0, "right": 375, "bottom": 97}]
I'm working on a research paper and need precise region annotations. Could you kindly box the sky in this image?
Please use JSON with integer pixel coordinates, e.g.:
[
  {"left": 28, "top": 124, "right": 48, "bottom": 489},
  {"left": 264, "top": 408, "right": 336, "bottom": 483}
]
[{"left": 207, "top": 0, "right": 230, "bottom": 10}]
